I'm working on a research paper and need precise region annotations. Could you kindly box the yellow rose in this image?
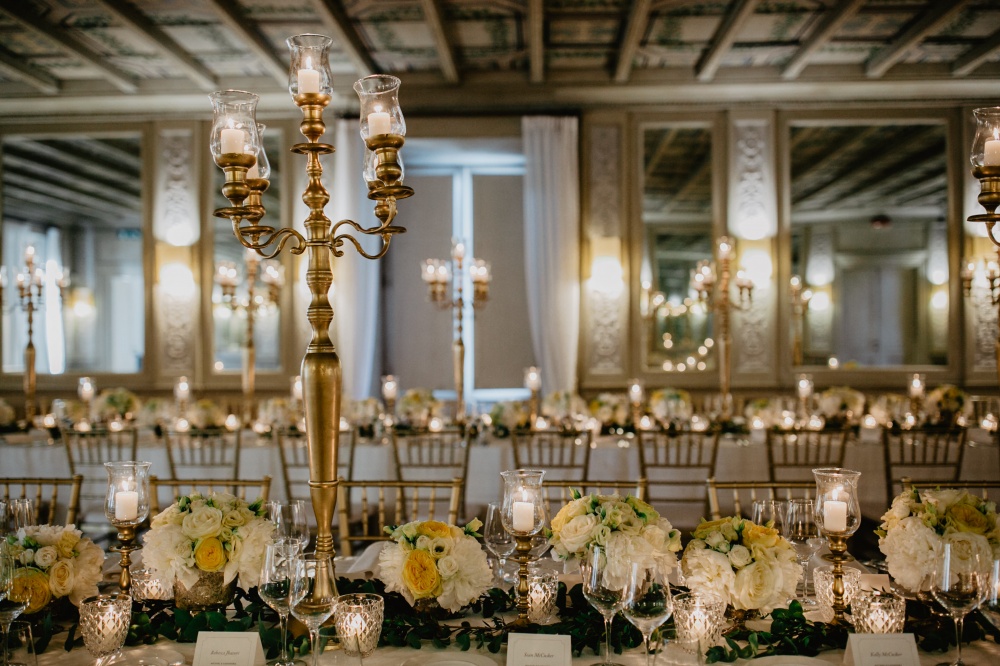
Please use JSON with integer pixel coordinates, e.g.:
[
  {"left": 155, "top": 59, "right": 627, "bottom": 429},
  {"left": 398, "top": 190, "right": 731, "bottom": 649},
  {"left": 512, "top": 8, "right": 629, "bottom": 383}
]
[
  {"left": 56, "top": 530, "right": 82, "bottom": 559},
  {"left": 742, "top": 522, "right": 780, "bottom": 550},
  {"left": 12, "top": 569, "right": 51, "bottom": 614},
  {"left": 693, "top": 518, "right": 736, "bottom": 541},
  {"left": 401, "top": 549, "right": 440, "bottom": 599},
  {"left": 48, "top": 559, "right": 75, "bottom": 598},
  {"left": 947, "top": 503, "right": 992, "bottom": 535},
  {"left": 193, "top": 537, "right": 227, "bottom": 572},
  {"left": 416, "top": 521, "right": 452, "bottom": 540}
]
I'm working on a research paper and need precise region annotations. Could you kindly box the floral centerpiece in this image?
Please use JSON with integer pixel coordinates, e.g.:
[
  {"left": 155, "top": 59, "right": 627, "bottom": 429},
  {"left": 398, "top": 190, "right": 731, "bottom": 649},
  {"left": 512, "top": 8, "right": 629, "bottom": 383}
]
[
  {"left": 743, "top": 397, "right": 785, "bottom": 428},
  {"left": 680, "top": 517, "right": 801, "bottom": 615},
  {"left": 142, "top": 492, "right": 274, "bottom": 607},
  {"left": 0, "top": 398, "right": 17, "bottom": 430},
  {"left": 93, "top": 387, "right": 141, "bottom": 421},
  {"left": 184, "top": 399, "right": 227, "bottom": 430},
  {"left": 866, "top": 393, "right": 908, "bottom": 427},
  {"left": 377, "top": 518, "right": 492, "bottom": 614},
  {"left": 817, "top": 386, "right": 865, "bottom": 426},
  {"left": 489, "top": 401, "right": 529, "bottom": 436},
  {"left": 52, "top": 399, "right": 88, "bottom": 425},
  {"left": 258, "top": 397, "right": 297, "bottom": 430},
  {"left": 398, "top": 388, "right": 441, "bottom": 428},
  {"left": 925, "top": 384, "right": 968, "bottom": 428},
  {"left": 541, "top": 391, "right": 588, "bottom": 426},
  {"left": 649, "top": 388, "right": 692, "bottom": 423},
  {"left": 136, "top": 397, "right": 174, "bottom": 429},
  {"left": 877, "top": 487, "right": 999, "bottom": 592},
  {"left": 4, "top": 525, "right": 105, "bottom": 614},
  {"left": 588, "top": 392, "right": 630, "bottom": 430},
  {"left": 346, "top": 397, "right": 381, "bottom": 425},
  {"left": 548, "top": 490, "right": 682, "bottom": 588}
]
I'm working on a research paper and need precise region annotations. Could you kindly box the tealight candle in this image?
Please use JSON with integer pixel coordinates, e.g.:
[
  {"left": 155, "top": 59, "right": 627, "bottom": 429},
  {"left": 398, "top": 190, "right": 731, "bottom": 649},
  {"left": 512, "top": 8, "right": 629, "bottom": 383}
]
[
  {"left": 382, "top": 375, "right": 398, "bottom": 400},
  {"left": 512, "top": 500, "right": 534, "bottom": 532},
  {"left": 428, "top": 416, "right": 443, "bottom": 432},
  {"left": 114, "top": 491, "right": 139, "bottom": 522},
  {"left": 524, "top": 367, "right": 541, "bottom": 391}
]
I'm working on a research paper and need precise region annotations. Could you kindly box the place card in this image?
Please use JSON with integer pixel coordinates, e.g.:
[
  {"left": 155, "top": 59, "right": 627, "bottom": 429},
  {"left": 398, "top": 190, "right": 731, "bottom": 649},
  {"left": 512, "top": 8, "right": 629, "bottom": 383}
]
[
  {"left": 507, "top": 633, "right": 571, "bottom": 666},
  {"left": 192, "top": 631, "right": 265, "bottom": 666},
  {"left": 844, "top": 633, "right": 919, "bottom": 666},
  {"left": 859, "top": 573, "right": 892, "bottom": 592}
]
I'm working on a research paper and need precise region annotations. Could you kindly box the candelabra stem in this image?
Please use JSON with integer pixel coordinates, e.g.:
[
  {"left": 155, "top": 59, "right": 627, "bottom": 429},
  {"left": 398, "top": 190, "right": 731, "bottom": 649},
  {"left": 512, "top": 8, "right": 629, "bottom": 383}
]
[
  {"left": 242, "top": 270, "right": 257, "bottom": 425},
  {"left": 792, "top": 310, "right": 805, "bottom": 367},
  {"left": 452, "top": 257, "right": 466, "bottom": 426},
  {"left": 822, "top": 535, "right": 852, "bottom": 625},
  {"left": 717, "top": 255, "right": 733, "bottom": 419},
  {"left": 509, "top": 533, "right": 535, "bottom": 627},
  {"left": 111, "top": 524, "right": 139, "bottom": 593},
  {"left": 529, "top": 389, "right": 540, "bottom": 430}
]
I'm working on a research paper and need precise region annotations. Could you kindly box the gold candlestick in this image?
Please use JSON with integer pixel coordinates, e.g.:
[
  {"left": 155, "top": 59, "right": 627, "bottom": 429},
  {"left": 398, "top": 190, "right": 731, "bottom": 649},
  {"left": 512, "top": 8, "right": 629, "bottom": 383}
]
[
  {"left": 524, "top": 367, "right": 541, "bottom": 430},
  {"left": 210, "top": 35, "right": 413, "bottom": 573},
  {"left": 789, "top": 275, "right": 812, "bottom": 367},
  {"left": 813, "top": 467, "right": 861, "bottom": 625},
  {"left": 510, "top": 533, "right": 535, "bottom": 627},
  {"left": 104, "top": 461, "right": 151, "bottom": 594},
  {"left": 500, "top": 469, "right": 545, "bottom": 627}
]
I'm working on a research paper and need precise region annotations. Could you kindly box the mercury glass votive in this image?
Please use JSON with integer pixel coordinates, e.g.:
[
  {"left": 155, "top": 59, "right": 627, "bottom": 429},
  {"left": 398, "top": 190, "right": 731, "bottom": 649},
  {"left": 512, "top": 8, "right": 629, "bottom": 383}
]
[
  {"left": 813, "top": 565, "right": 862, "bottom": 611},
  {"left": 525, "top": 567, "right": 559, "bottom": 624},
  {"left": 333, "top": 593, "right": 384, "bottom": 663},
  {"left": 673, "top": 592, "right": 726, "bottom": 655},
  {"left": 80, "top": 594, "right": 131, "bottom": 666},
  {"left": 853, "top": 590, "right": 906, "bottom": 634}
]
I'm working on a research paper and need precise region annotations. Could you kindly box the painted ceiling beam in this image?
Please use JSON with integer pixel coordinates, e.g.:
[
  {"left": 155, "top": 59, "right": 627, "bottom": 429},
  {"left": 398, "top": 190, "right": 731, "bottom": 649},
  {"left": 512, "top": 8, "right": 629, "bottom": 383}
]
[
  {"left": 614, "top": 0, "right": 652, "bottom": 83},
  {"left": 528, "top": 0, "right": 544, "bottom": 83},
  {"left": 695, "top": 0, "right": 761, "bottom": 82},
  {"left": 0, "top": 43, "right": 59, "bottom": 95},
  {"left": 952, "top": 26, "right": 1000, "bottom": 77},
  {"left": 204, "top": 0, "right": 287, "bottom": 86},
  {"left": 781, "top": 0, "right": 866, "bottom": 80},
  {"left": 420, "top": 0, "right": 459, "bottom": 84},
  {"left": 865, "top": 0, "right": 970, "bottom": 78},
  {"left": 310, "top": 0, "right": 377, "bottom": 77}
]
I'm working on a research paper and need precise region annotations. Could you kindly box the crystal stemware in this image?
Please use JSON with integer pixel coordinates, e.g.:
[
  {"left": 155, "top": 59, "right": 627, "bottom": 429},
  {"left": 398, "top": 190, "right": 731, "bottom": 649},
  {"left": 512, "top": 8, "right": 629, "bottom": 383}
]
[
  {"left": 622, "top": 561, "right": 673, "bottom": 666},
  {"left": 751, "top": 499, "right": 787, "bottom": 532},
  {"left": 483, "top": 502, "right": 515, "bottom": 586},
  {"left": 982, "top": 558, "right": 1000, "bottom": 631},
  {"left": 0, "top": 552, "right": 29, "bottom": 666},
  {"left": 580, "top": 544, "right": 626, "bottom": 666},
  {"left": 266, "top": 501, "right": 310, "bottom": 552},
  {"left": 784, "top": 499, "right": 822, "bottom": 604},
  {"left": 289, "top": 553, "right": 336, "bottom": 666},
  {"left": 929, "top": 544, "right": 985, "bottom": 666},
  {"left": 259, "top": 540, "right": 301, "bottom": 666}
]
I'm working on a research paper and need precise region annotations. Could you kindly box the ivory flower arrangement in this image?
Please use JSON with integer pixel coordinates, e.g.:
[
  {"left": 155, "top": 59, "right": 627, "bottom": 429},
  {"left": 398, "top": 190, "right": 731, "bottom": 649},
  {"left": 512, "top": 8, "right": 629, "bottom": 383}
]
[
  {"left": 4, "top": 525, "right": 106, "bottom": 614},
  {"left": 377, "top": 518, "right": 492, "bottom": 613},
  {"left": 680, "top": 517, "right": 801, "bottom": 614},
  {"left": 142, "top": 492, "right": 274, "bottom": 590},
  {"left": 548, "top": 491, "right": 682, "bottom": 588},
  {"left": 877, "top": 488, "right": 999, "bottom": 592}
]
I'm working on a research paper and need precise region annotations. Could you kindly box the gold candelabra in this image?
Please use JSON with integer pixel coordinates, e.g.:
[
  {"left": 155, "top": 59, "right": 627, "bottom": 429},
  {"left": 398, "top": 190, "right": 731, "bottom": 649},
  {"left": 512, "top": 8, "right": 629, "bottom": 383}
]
[
  {"left": 813, "top": 468, "right": 862, "bottom": 625},
  {"left": 209, "top": 34, "right": 413, "bottom": 576},
  {"left": 15, "top": 245, "right": 68, "bottom": 422},
  {"left": 215, "top": 245, "right": 284, "bottom": 424},
  {"left": 691, "top": 236, "right": 753, "bottom": 418},
  {"left": 421, "top": 239, "right": 491, "bottom": 426},
  {"left": 524, "top": 366, "right": 541, "bottom": 429},
  {"left": 789, "top": 275, "right": 812, "bottom": 367}
]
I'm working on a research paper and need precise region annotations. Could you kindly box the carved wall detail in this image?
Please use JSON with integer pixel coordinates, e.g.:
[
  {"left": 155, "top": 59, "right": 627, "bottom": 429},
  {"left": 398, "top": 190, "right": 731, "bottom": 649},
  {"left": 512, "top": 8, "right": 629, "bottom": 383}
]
[
  {"left": 160, "top": 288, "right": 195, "bottom": 372},
  {"left": 589, "top": 126, "right": 621, "bottom": 237},
  {"left": 155, "top": 130, "right": 199, "bottom": 246},
  {"left": 972, "top": 291, "right": 998, "bottom": 372}
]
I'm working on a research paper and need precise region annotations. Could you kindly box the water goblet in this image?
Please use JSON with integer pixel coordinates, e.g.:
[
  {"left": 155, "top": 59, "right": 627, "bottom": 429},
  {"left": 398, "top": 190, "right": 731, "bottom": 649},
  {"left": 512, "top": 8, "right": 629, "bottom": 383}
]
[
  {"left": 929, "top": 544, "right": 986, "bottom": 666},
  {"left": 982, "top": 557, "right": 1000, "bottom": 631},
  {"left": 784, "top": 499, "right": 822, "bottom": 604},
  {"left": 8, "top": 501, "right": 33, "bottom": 531},
  {"left": 0, "top": 553, "right": 30, "bottom": 666},
  {"left": 580, "top": 544, "right": 626, "bottom": 666},
  {"left": 333, "top": 593, "right": 384, "bottom": 666},
  {"left": 79, "top": 594, "right": 131, "bottom": 666},
  {"left": 289, "top": 553, "right": 336, "bottom": 666},
  {"left": 751, "top": 499, "right": 787, "bottom": 532},
  {"left": 622, "top": 561, "right": 673, "bottom": 666},
  {"left": 259, "top": 540, "right": 301, "bottom": 666},
  {"left": 266, "top": 501, "right": 309, "bottom": 552},
  {"left": 483, "top": 502, "right": 514, "bottom": 587}
]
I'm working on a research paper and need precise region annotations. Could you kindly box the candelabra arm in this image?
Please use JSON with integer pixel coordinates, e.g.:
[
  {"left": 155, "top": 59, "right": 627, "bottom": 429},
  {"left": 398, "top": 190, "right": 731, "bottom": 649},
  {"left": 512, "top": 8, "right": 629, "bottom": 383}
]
[{"left": 229, "top": 217, "right": 307, "bottom": 258}]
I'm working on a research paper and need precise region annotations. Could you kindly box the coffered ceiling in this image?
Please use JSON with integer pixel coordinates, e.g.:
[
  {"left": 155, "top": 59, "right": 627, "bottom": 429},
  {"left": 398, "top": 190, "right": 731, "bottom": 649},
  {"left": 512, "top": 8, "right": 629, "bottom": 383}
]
[{"left": 0, "top": 0, "right": 997, "bottom": 118}]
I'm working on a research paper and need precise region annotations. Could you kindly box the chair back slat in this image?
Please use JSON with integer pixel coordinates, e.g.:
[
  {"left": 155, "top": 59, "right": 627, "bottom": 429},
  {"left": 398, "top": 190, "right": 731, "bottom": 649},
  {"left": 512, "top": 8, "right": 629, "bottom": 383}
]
[
  {"left": 149, "top": 475, "right": 271, "bottom": 514},
  {"left": 883, "top": 428, "right": 967, "bottom": 504},
  {"left": 61, "top": 427, "right": 139, "bottom": 510},
  {"left": 765, "top": 429, "right": 848, "bottom": 482},
  {"left": 707, "top": 478, "right": 815, "bottom": 520},
  {"left": 636, "top": 428, "right": 719, "bottom": 530},
  {"left": 0, "top": 476, "right": 83, "bottom": 526},
  {"left": 392, "top": 427, "right": 470, "bottom": 518},
  {"left": 164, "top": 430, "right": 242, "bottom": 480},
  {"left": 511, "top": 429, "right": 592, "bottom": 482}
]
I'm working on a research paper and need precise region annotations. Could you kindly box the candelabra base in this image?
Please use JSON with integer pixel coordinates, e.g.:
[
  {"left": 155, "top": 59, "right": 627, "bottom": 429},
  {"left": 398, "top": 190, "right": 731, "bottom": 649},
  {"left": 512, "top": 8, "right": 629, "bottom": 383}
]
[{"left": 110, "top": 524, "right": 140, "bottom": 594}]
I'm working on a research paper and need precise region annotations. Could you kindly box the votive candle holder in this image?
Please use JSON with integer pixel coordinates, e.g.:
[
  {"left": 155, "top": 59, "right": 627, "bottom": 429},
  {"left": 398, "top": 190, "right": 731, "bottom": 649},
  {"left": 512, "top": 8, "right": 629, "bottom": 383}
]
[
  {"left": 130, "top": 568, "right": 173, "bottom": 602},
  {"left": 813, "top": 565, "right": 861, "bottom": 611},
  {"left": 333, "top": 593, "right": 384, "bottom": 661},
  {"left": 80, "top": 594, "right": 131, "bottom": 665},
  {"left": 853, "top": 590, "right": 906, "bottom": 634},
  {"left": 673, "top": 592, "right": 726, "bottom": 655},
  {"left": 525, "top": 567, "right": 559, "bottom": 624}
]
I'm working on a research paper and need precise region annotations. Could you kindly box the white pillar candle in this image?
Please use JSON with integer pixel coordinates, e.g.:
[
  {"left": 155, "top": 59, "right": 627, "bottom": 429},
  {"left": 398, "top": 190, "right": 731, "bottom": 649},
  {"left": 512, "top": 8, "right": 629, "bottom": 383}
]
[
  {"left": 512, "top": 501, "right": 534, "bottom": 532},
  {"left": 298, "top": 68, "right": 320, "bottom": 94},
  {"left": 985, "top": 138, "right": 1000, "bottom": 166},
  {"left": 368, "top": 111, "right": 392, "bottom": 136},
  {"left": 824, "top": 500, "right": 848, "bottom": 532},
  {"left": 115, "top": 491, "right": 139, "bottom": 522},
  {"left": 220, "top": 127, "right": 245, "bottom": 154}
]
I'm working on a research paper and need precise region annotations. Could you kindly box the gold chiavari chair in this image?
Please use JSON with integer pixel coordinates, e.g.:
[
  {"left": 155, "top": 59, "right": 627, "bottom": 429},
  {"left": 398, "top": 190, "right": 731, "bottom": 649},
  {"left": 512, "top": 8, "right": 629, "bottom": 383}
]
[
  {"left": 0, "top": 476, "right": 83, "bottom": 526},
  {"left": 149, "top": 475, "right": 272, "bottom": 514},
  {"left": 511, "top": 428, "right": 592, "bottom": 482},
  {"left": 336, "top": 478, "right": 462, "bottom": 557},
  {"left": 637, "top": 427, "right": 720, "bottom": 527},
  {"left": 706, "top": 478, "right": 816, "bottom": 521},
  {"left": 163, "top": 429, "right": 242, "bottom": 480},
  {"left": 883, "top": 428, "right": 967, "bottom": 505},
  {"left": 542, "top": 479, "right": 648, "bottom": 520},
  {"left": 277, "top": 427, "right": 357, "bottom": 501},
  {"left": 765, "top": 428, "right": 849, "bottom": 482},
  {"left": 391, "top": 426, "right": 469, "bottom": 516},
  {"left": 900, "top": 477, "right": 1000, "bottom": 499},
  {"left": 60, "top": 425, "right": 139, "bottom": 511}
]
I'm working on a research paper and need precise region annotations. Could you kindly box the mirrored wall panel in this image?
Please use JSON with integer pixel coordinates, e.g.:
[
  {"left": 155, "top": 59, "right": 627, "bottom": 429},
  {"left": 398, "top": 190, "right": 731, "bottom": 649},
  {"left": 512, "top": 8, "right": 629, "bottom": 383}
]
[
  {"left": 212, "top": 130, "right": 283, "bottom": 373},
  {"left": 789, "top": 123, "right": 948, "bottom": 368},
  {"left": 640, "top": 124, "right": 717, "bottom": 373},
  {"left": 2, "top": 133, "right": 144, "bottom": 374}
]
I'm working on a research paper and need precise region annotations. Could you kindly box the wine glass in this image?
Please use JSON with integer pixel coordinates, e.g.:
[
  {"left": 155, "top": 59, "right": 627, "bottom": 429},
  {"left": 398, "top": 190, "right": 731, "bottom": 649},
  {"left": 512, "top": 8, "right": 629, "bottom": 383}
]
[
  {"left": 290, "top": 553, "right": 336, "bottom": 666},
  {"left": 580, "top": 544, "right": 626, "bottom": 666},
  {"left": 259, "top": 540, "right": 300, "bottom": 666},
  {"left": 751, "top": 499, "right": 787, "bottom": 532},
  {"left": 483, "top": 502, "right": 514, "bottom": 587},
  {"left": 266, "top": 501, "right": 310, "bottom": 552},
  {"left": 0, "top": 552, "right": 29, "bottom": 666},
  {"left": 784, "top": 499, "right": 822, "bottom": 605},
  {"left": 981, "top": 558, "right": 1000, "bottom": 632},
  {"left": 929, "top": 544, "right": 986, "bottom": 666},
  {"left": 622, "top": 561, "right": 673, "bottom": 666}
]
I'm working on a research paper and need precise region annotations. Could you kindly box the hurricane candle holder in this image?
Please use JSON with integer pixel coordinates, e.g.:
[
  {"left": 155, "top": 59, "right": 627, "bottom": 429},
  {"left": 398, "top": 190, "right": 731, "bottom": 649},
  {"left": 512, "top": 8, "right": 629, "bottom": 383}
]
[
  {"left": 500, "top": 469, "right": 546, "bottom": 626},
  {"left": 333, "top": 593, "right": 384, "bottom": 665},
  {"left": 813, "top": 467, "right": 862, "bottom": 624},
  {"left": 104, "top": 461, "right": 151, "bottom": 593},
  {"left": 210, "top": 31, "right": 413, "bottom": 574},
  {"left": 969, "top": 107, "right": 1000, "bottom": 384}
]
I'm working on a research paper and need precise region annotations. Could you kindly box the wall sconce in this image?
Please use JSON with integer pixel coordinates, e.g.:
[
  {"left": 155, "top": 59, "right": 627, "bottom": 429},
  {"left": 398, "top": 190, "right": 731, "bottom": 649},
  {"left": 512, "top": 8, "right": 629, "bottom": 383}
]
[{"left": 589, "top": 236, "right": 623, "bottom": 297}]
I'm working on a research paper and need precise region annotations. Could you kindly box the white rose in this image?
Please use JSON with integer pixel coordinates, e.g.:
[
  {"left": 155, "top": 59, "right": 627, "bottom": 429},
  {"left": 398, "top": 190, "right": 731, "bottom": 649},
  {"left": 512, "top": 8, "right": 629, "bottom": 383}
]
[
  {"left": 681, "top": 548, "right": 736, "bottom": 604},
  {"left": 222, "top": 509, "right": 247, "bottom": 528},
  {"left": 640, "top": 525, "right": 667, "bottom": 552},
  {"left": 151, "top": 505, "right": 185, "bottom": 528},
  {"left": 34, "top": 546, "right": 58, "bottom": 568},
  {"left": 720, "top": 521, "right": 739, "bottom": 542},
  {"left": 706, "top": 531, "right": 730, "bottom": 553},
  {"left": 437, "top": 555, "right": 460, "bottom": 579},
  {"left": 436, "top": 537, "right": 492, "bottom": 613},
  {"left": 48, "top": 559, "right": 75, "bottom": 597},
  {"left": 234, "top": 519, "right": 275, "bottom": 588},
  {"left": 557, "top": 514, "right": 600, "bottom": 556},
  {"left": 18, "top": 549, "right": 34, "bottom": 566},
  {"left": 880, "top": 516, "right": 943, "bottom": 592},
  {"left": 415, "top": 535, "right": 433, "bottom": 552},
  {"left": 728, "top": 544, "right": 753, "bottom": 569},
  {"left": 428, "top": 537, "right": 452, "bottom": 559},
  {"left": 732, "top": 558, "right": 783, "bottom": 613},
  {"left": 592, "top": 524, "right": 612, "bottom": 546},
  {"left": 75, "top": 541, "right": 106, "bottom": 582},
  {"left": 182, "top": 506, "right": 224, "bottom": 540}
]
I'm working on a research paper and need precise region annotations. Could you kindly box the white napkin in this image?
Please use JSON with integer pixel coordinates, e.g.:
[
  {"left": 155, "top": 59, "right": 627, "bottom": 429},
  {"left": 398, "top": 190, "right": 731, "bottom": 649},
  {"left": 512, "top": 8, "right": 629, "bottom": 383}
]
[{"left": 338, "top": 542, "right": 387, "bottom": 576}]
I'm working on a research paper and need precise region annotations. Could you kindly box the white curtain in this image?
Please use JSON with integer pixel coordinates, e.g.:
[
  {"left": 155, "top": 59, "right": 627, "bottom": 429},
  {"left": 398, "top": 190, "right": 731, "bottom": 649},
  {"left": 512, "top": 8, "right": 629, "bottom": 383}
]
[
  {"left": 331, "top": 118, "right": 382, "bottom": 399},
  {"left": 522, "top": 116, "right": 581, "bottom": 394},
  {"left": 43, "top": 227, "right": 65, "bottom": 373}
]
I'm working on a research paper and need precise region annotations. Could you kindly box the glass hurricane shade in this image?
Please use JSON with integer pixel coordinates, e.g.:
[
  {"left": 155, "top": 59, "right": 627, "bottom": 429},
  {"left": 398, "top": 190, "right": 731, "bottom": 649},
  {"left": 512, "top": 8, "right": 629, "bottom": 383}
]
[
  {"left": 971, "top": 107, "right": 1000, "bottom": 168},
  {"left": 286, "top": 34, "right": 334, "bottom": 97},
  {"left": 104, "top": 461, "right": 151, "bottom": 526},
  {"left": 248, "top": 123, "right": 270, "bottom": 180},
  {"left": 354, "top": 75, "right": 405, "bottom": 140},
  {"left": 208, "top": 90, "right": 261, "bottom": 164},
  {"left": 812, "top": 467, "right": 862, "bottom": 537},
  {"left": 500, "top": 469, "right": 545, "bottom": 535}
]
